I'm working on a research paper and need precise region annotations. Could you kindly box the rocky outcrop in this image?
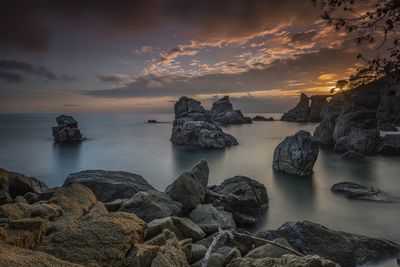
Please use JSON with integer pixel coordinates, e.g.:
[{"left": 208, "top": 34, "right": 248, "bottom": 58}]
[
  {"left": 281, "top": 93, "right": 310, "bottom": 122},
  {"left": 264, "top": 221, "right": 399, "bottom": 266},
  {"left": 119, "top": 190, "right": 182, "bottom": 222},
  {"left": 150, "top": 236, "right": 189, "bottom": 267},
  {"left": 377, "top": 134, "right": 400, "bottom": 155},
  {"left": 165, "top": 160, "right": 209, "bottom": 213},
  {"left": 331, "top": 182, "right": 392, "bottom": 202},
  {"left": 309, "top": 95, "right": 329, "bottom": 122},
  {"left": 171, "top": 96, "right": 239, "bottom": 148},
  {"left": 313, "top": 115, "right": 338, "bottom": 146},
  {"left": 189, "top": 204, "right": 236, "bottom": 234},
  {"left": 209, "top": 96, "right": 252, "bottom": 125},
  {"left": 228, "top": 254, "right": 339, "bottom": 267},
  {"left": 273, "top": 130, "right": 320, "bottom": 176},
  {"left": 252, "top": 116, "right": 274, "bottom": 121},
  {"left": 52, "top": 115, "right": 85, "bottom": 143},
  {"left": 0, "top": 169, "right": 48, "bottom": 199},
  {"left": 205, "top": 176, "right": 268, "bottom": 226},
  {"left": 63, "top": 169, "right": 155, "bottom": 202}
]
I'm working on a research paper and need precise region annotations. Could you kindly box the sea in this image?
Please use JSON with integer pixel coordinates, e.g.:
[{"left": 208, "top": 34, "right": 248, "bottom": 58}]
[{"left": 0, "top": 113, "right": 399, "bottom": 266}]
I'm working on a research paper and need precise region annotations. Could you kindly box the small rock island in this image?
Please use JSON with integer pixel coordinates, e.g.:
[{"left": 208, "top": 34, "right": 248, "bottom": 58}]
[{"left": 52, "top": 115, "right": 85, "bottom": 143}]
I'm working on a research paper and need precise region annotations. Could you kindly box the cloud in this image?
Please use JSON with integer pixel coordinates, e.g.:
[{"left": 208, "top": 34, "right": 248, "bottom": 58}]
[
  {"left": 0, "top": 59, "right": 76, "bottom": 83},
  {"left": 97, "top": 73, "right": 133, "bottom": 84},
  {"left": 135, "top": 45, "right": 153, "bottom": 55}
]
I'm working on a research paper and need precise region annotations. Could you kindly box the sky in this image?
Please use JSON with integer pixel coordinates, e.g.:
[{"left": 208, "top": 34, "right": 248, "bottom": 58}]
[{"left": 0, "top": 0, "right": 373, "bottom": 113}]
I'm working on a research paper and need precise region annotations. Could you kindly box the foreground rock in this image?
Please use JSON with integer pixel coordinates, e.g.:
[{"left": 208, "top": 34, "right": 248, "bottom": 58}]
[
  {"left": 63, "top": 169, "right": 155, "bottom": 202},
  {"left": 206, "top": 176, "right": 268, "bottom": 226},
  {"left": 52, "top": 115, "right": 85, "bottom": 143},
  {"left": 119, "top": 190, "right": 182, "bottom": 222},
  {"left": 189, "top": 204, "right": 236, "bottom": 234},
  {"left": 166, "top": 160, "right": 209, "bottom": 213},
  {"left": 0, "top": 169, "right": 48, "bottom": 199},
  {"left": 209, "top": 96, "right": 252, "bottom": 125},
  {"left": 170, "top": 96, "right": 239, "bottom": 148},
  {"left": 263, "top": 220, "right": 399, "bottom": 266},
  {"left": 273, "top": 130, "right": 320, "bottom": 176},
  {"left": 228, "top": 254, "right": 339, "bottom": 267},
  {"left": 331, "top": 182, "right": 392, "bottom": 202}
]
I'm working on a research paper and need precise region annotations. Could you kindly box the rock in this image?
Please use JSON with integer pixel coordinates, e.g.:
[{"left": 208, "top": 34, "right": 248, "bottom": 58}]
[
  {"left": 0, "top": 190, "right": 12, "bottom": 205},
  {"left": 209, "top": 96, "right": 252, "bottom": 125},
  {"left": 151, "top": 236, "right": 189, "bottom": 267},
  {"left": 379, "top": 122, "right": 398, "bottom": 131},
  {"left": 171, "top": 120, "right": 238, "bottom": 148},
  {"left": 309, "top": 95, "right": 328, "bottom": 122},
  {"left": 252, "top": 116, "right": 274, "bottom": 121},
  {"left": 0, "top": 169, "right": 10, "bottom": 190},
  {"left": 23, "top": 192, "right": 38, "bottom": 204},
  {"left": 15, "top": 196, "right": 28, "bottom": 204},
  {"left": 120, "top": 190, "right": 182, "bottom": 222},
  {"left": 189, "top": 204, "right": 236, "bottom": 233},
  {"left": 0, "top": 203, "right": 31, "bottom": 219},
  {"left": 331, "top": 182, "right": 392, "bottom": 202},
  {"left": 228, "top": 254, "right": 339, "bottom": 267},
  {"left": 39, "top": 202, "right": 147, "bottom": 266},
  {"left": 333, "top": 129, "right": 380, "bottom": 154},
  {"left": 281, "top": 93, "right": 310, "bottom": 122},
  {"left": 377, "top": 84, "right": 400, "bottom": 126},
  {"left": 206, "top": 176, "right": 268, "bottom": 226},
  {"left": 145, "top": 228, "right": 177, "bottom": 246},
  {"left": 148, "top": 119, "right": 158, "bottom": 123},
  {"left": 190, "top": 243, "right": 208, "bottom": 264},
  {"left": 225, "top": 247, "right": 241, "bottom": 266},
  {"left": 204, "top": 253, "right": 225, "bottom": 267},
  {"left": 0, "top": 243, "right": 83, "bottom": 267},
  {"left": 104, "top": 198, "right": 128, "bottom": 212},
  {"left": 313, "top": 115, "right": 338, "bottom": 146},
  {"left": 166, "top": 160, "right": 209, "bottom": 213},
  {"left": 339, "top": 151, "right": 366, "bottom": 159},
  {"left": 273, "top": 130, "right": 320, "bottom": 176},
  {"left": 174, "top": 96, "right": 208, "bottom": 121},
  {"left": 63, "top": 169, "right": 155, "bottom": 203},
  {"left": 245, "top": 238, "right": 294, "bottom": 259},
  {"left": 146, "top": 216, "right": 206, "bottom": 242},
  {"left": 125, "top": 243, "right": 160, "bottom": 267},
  {"left": 378, "top": 134, "right": 400, "bottom": 155},
  {"left": 4, "top": 218, "right": 47, "bottom": 249},
  {"left": 0, "top": 227, "right": 7, "bottom": 244},
  {"left": 52, "top": 115, "right": 85, "bottom": 143},
  {"left": 26, "top": 203, "right": 63, "bottom": 221},
  {"left": 265, "top": 220, "right": 399, "bottom": 266},
  {"left": 0, "top": 169, "right": 49, "bottom": 199},
  {"left": 179, "top": 238, "right": 193, "bottom": 262},
  {"left": 332, "top": 110, "right": 377, "bottom": 142}
]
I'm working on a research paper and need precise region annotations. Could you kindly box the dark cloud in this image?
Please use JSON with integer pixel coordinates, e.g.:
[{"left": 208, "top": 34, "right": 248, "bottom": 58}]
[
  {"left": 0, "top": 59, "right": 76, "bottom": 83},
  {"left": 0, "top": 0, "right": 321, "bottom": 52},
  {"left": 97, "top": 74, "right": 129, "bottom": 83},
  {"left": 290, "top": 30, "right": 317, "bottom": 43}
]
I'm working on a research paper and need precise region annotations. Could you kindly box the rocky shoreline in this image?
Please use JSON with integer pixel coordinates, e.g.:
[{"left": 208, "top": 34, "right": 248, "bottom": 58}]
[{"left": 0, "top": 163, "right": 399, "bottom": 267}]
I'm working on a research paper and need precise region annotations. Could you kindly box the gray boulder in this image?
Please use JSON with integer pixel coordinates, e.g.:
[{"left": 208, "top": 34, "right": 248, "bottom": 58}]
[
  {"left": 52, "top": 115, "right": 84, "bottom": 143},
  {"left": 63, "top": 170, "right": 155, "bottom": 202},
  {"left": 119, "top": 190, "right": 182, "bottom": 222},
  {"left": 331, "top": 182, "right": 392, "bottom": 202},
  {"left": 189, "top": 204, "right": 236, "bottom": 234},
  {"left": 244, "top": 238, "right": 295, "bottom": 259},
  {"left": 281, "top": 93, "right": 310, "bottom": 122},
  {"left": 0, "top": 169, "right": 49, "bottom": 199},
  {"left": 377, "top": 134, "right": 400, "bottom": 155},
  {"left": 205, "top": 176, "right": 268, "bottom": 226},
  {"left": 264, "top": 220, "right": 399, "bottom": 267},
  {"left": 209, "top": 96, "right": 252, "bottom": 125},
  {"left": 165, "top": 160, "right": 209, "bottom": 213},
  {"left": 273, "top": 130, "right": 320, "bottom": 176}
]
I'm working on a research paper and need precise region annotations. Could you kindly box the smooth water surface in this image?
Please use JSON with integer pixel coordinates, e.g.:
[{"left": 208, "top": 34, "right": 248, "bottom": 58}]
[{"left": 0, "top": 113, "right": 399, "bottom": 266}]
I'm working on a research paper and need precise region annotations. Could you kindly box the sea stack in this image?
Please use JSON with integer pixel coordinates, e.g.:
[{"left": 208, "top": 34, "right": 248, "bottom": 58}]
[
  {"left": 52, "top": 115, "right": 85, "bottom": 143},
  {"left": 209, "top": 96, "right": 252, "bottom": 125}
]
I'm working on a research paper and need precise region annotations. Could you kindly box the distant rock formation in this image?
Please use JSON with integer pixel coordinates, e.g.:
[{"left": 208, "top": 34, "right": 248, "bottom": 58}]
[
  {"left": 273, "top": 130, "right": 320, "bottom": 176},
  {"left": 52, "top": 115, "right": 85, "bottom": 143},
  {"left": 252, "top": 116, "right": 274, "bottom": 121},
  {"left": 209, "top": 96, "right": 252, "bottom": 125},
  {"left": 281, "top": 93, "right": 329, "bottom": 123},
  {"left": 170, "top": 96, "right": 238, "bottom": 148}
]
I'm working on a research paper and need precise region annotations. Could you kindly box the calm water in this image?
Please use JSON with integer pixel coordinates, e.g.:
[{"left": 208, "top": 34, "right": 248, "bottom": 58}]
[{"left": 0, "top": 113, "right": 399, "bottom": 266}]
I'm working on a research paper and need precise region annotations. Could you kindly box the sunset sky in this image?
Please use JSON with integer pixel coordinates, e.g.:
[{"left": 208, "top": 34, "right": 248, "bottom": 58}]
[{"left": 0, "top": 0, "right": 372, "bottom": 113}]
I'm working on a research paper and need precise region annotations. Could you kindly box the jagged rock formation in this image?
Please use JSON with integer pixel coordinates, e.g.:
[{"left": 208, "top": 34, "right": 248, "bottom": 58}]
[
  {"left": 209, "top": 96, "right": 252, "bottom": 125},
  {"left": 273, "top": 130, "right": 320, "bottom": 176},
  {"left": 52, "top": 115, "right": 85, "bottom": 143},
  {"left": 170, "top": 96, "right": 238, "bottom": 148},
  {"left": 281, "top": 93, "right": 329, "bottom": 123}
]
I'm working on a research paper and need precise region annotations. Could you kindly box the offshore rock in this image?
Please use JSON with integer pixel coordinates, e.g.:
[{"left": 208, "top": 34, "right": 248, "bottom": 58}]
[{"left": 52, "top": 115, "right": 85, "bottom": 143}]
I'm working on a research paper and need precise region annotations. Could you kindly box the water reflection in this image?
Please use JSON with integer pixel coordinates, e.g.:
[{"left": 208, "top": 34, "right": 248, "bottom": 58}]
[{"left": 52, "top": 142, "right": 82, "bottom": 178}]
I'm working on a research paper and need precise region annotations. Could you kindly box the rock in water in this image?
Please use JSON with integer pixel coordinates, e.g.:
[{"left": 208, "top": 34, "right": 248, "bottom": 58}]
[
  {"left": 119, "top": 190, "right": 182, "bottom": 222},
  {"left": 165, "top": 160, "right": 209, "bottom": 213},
  {"left": 331, "top": 182, "right": 392, "bottom": 202},
  {"left": 63, "top": 170, "right": 155, "bottom": 202},
  {"left": 205, "top": 176, "right": 268, "bottom": 226},
  {"left": 52, "top": 115, "right": 85, "bottom": 143},
  {"left": 252, "top": 116, "right": 274, "bottom": 121},
  {"left": 313, "top": 115, "right": 338, "bottom": 146},
  {"left": 265, "top": 221, "right": 399, "bottom": 267},
  {"left": 281, "top": 93, "right": 310, "bottom": 122},
  {"left": 273, "top": 130, "right": 320, "bottom": 176},
  {"left": 209, "top": 96, "right": 252, "bottom": 125},
  {"left": 378, "top": 134, "right": 400, "bottom": 155},
  {"left": 170, "top": 96, "right": 238, "bottom": 148}
]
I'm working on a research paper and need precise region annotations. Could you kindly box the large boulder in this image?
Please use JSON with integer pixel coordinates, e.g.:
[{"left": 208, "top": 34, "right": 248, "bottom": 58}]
[
  {"left": 205, "top": 176, "right": 268, "bottom": 226},
  {"left": 170, "top": 120, "right": 238, "bottom": 148},
  {"left": 377, "top": 134, "right": 400, "bottom": 155},
  {"left": 244, "top": 238, "right": 295, "bottom": 259},
  {"left": 273, "top": 130, "right": 320, "bottom": 176},
  {"left": 264, "top": 221, "right": 399, "bottom": 267},
  {"left": 228, "top": 254, "right": 339, "bottom": 267},
  {"left": 165, "top": 160, "right": 209, "bottom": 213},
  {"left": 331, "top": 182, "right": 392, "bottom": 202},
  {"left": 150, "top": 236, "right": 189, "bottom": 267},
  {"left": 0, "top": 169, "right": 49, "bottom": 199},
  {"left": 119, "top": 190, "right": 182, "bottom": 222},
  {"left": 39, "top": 202, "right": 147, "bottom": 266},
  {"left": 63, "top": 169, "right": 155, "bottom": 202},
  {"left": 189, "top": 204, "right": 236, "bottom": 234},
  {"left": 281, "top": 93, "right": 310, "bottom": 122},
  {"left": 52, "top": 115, "right": 84, "bottom": 143},
  {"left": 209, "top": 96, "right": 252, "bottom": 125}
]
